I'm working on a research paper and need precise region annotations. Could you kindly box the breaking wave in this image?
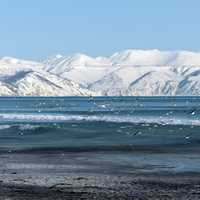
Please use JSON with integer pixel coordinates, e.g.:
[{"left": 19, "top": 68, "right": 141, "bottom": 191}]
[{"left": 0, "top": 113, "right": 199, "bottom": 127}]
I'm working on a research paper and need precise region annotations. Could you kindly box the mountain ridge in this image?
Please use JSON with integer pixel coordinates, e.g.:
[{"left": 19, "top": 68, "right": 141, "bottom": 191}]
[{"left": 1, "top": 49, "right": 200, "bottom": 96}]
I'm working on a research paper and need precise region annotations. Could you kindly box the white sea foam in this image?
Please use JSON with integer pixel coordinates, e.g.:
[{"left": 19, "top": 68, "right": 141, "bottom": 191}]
[
  {"left": 0, "top": 113, "right": 198, "bottom": 126},
  {"left": 0, "top": 124, "right": 44, "bottom": 130},
  {"left": 0, "top": 125, "right": 12, "bottom": 130},
  {"left": 18, "top": 124, "right": 42, "bottom": 130}
]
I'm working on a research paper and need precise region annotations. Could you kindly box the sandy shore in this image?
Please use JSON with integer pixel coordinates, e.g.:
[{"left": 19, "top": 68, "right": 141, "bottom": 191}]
[
  {"left": 0, "top": 149, "right": 199, "bottom": 199},
  {"left": 0, "top": 173, "right": 200, "bottom": 199}
]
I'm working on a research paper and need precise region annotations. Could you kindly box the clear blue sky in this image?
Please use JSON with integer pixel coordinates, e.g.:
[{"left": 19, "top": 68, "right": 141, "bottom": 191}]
[{"left": 0, "top": 0, "right": 200, "bottom": 60}]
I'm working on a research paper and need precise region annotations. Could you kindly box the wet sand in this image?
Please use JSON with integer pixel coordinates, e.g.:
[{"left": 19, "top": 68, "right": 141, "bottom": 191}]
[
  {"left": 0, "top": 173, "right": 200, "bottom": 200},
  {"left": 0, "top": 149, "right": 200, "bottom": 199}
]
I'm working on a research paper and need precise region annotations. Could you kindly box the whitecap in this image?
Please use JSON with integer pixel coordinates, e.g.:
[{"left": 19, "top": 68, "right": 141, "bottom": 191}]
[{"left": 0, "top": 113, "right": 198, "bottom": 127}]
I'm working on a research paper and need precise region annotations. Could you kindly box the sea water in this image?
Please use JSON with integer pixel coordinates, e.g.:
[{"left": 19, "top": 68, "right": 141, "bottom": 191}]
[{"left": 0, "top": 96, "right": 200, "bottom": 173}]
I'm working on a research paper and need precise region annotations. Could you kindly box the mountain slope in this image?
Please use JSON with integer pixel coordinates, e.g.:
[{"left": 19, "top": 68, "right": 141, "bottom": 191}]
[
  {"left": 1, "top": 50, "right": 200, "bottom": 96},
  {"left": 89, "top": 66, "right": 181, "bottom": 96},
  {"left": 0, "top": 57, "right": 95, "bottom": 96},
  {"left": 44, "top": 54, "right": 113, "bottom": 86},
  {"left": 110, "top": 49, "right": 200, "bottom": 66}
]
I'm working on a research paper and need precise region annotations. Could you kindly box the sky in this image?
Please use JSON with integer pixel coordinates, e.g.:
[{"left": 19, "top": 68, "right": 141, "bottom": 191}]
[{"left": 0, "top": 0, "right": 200, "bottom": 60}]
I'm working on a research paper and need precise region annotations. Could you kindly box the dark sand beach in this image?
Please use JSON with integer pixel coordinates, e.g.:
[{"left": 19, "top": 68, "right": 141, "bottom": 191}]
[
  {"left": 0, "top": 149, "right": 200, "bottom": 200},
  {"left": 1, "top": 174, "right": 200, "bottom": 200}
]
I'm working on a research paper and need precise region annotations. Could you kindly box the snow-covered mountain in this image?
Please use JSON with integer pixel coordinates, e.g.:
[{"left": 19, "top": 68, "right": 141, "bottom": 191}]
[
  {"left": 110, "top": 49, "right": 200, "bottom": 66},
  {"left": 1, "top": 49, "right": 200, "bottom": 96},
  {"left": 44, "top": 53, "right": 113, "bottom": 87},
  {"left": 0, "top": 57, "right": 95, "bottom": 96}
]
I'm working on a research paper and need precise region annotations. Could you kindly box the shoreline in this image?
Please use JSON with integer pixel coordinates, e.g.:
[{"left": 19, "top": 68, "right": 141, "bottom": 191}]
[
  {"left": 0, "top": 172, "right": 200, "bottom": 199},
  {"left": 0, "top": 150, "right": 199, "bottom": 199}
]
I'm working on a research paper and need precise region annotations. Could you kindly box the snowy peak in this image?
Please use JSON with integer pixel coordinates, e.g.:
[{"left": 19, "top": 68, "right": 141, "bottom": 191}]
[
  {"left": 1, "top": 56, "right": 42, "bottom": 67},
  {"left": 110, "top": 49, "right": 200, "bottom": 66},
  {"left": 0, "top": 56, "right": 44, "bottom": 78},
  {"left": 44, "top": 49, "right": 200, "bottom": 75},
  {"left": 0, "top": 56, "right": 96, "bottom": 96},
  {"left": 1, "top": 49, "right": 200, "bottom": 96},
  {"left": 110, "top": 49, "right": 173, "bottom": 66},
  {"left": 169, "top": 51, "right": 200, "bottom": 66},
  {"left": 44, "top": 53, "right": 114, "bottom": 86},
  {"left": 44, "top": 53, "right": 112, "bottom": 70},
  {"left": 1, "top": 57, "right": 23, "bottom": 64}
]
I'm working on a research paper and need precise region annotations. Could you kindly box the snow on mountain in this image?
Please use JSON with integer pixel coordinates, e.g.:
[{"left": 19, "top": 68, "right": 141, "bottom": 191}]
[
  {"left": 110, "top": 49, "right": 174, "bottom": 66},
  {"left": 89, "top": 65, "right": 200, "bottom": 96},
  {"left": 43, "top": 53, "right": 113, "bottom": 86},
  {"left": 175, "top": 67, "right": 200, "bottom": 95},
  {"left": 0, "top": 57, "right": 95, "bottom": 96},
  {"left": 1, "top": 49, "right": 200, "bottom": 96},
  {"left": 0, "top": 57, "right": 43, "bottom": 77},
  {"left": 110, "top": 49, "right": 200, "bottom": 66},
  {"left": 89, "top": 65, "right": 180, "bottom": 96}
]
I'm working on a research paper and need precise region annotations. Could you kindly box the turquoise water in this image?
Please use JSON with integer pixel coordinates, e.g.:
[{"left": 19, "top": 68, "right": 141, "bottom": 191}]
[
  {"left": 0, "top": 96, "right": 200, "bottom": 173},
  {"left": 0, "top": 96, "right": 199, "bottom": 149}
]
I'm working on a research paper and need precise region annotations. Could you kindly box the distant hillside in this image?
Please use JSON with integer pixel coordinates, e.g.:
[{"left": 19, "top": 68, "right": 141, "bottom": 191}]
[{"left": 1, "top": 49, "right": 200, "bottom": 96}]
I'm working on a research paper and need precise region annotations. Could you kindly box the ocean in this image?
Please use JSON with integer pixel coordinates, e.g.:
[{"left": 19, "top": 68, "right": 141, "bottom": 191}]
[{"left": 0, "top": 96, "right": 200, "bottom": 174}]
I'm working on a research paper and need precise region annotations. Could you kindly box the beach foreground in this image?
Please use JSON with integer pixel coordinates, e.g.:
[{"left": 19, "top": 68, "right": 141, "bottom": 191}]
[
  {"left": 0, "top": 149, "right": 200, "bottom": 200},
  {"left": 0, "top": 173, "right": 200, "bottom": 200},
  {"left": 0, "top": 97, "right": 199, "bottom": 199}
]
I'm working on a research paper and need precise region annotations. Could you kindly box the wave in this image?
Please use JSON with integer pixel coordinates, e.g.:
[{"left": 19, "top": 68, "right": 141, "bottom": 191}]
[
  {"left": 0, "top": 113, "right": 199, "bottom": 127},
  {"left": 0, "top": 125, "right": 13, "bottom": 130},
  {"left": 0, "top": 124, "right": 46, "bottom": 131}
]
